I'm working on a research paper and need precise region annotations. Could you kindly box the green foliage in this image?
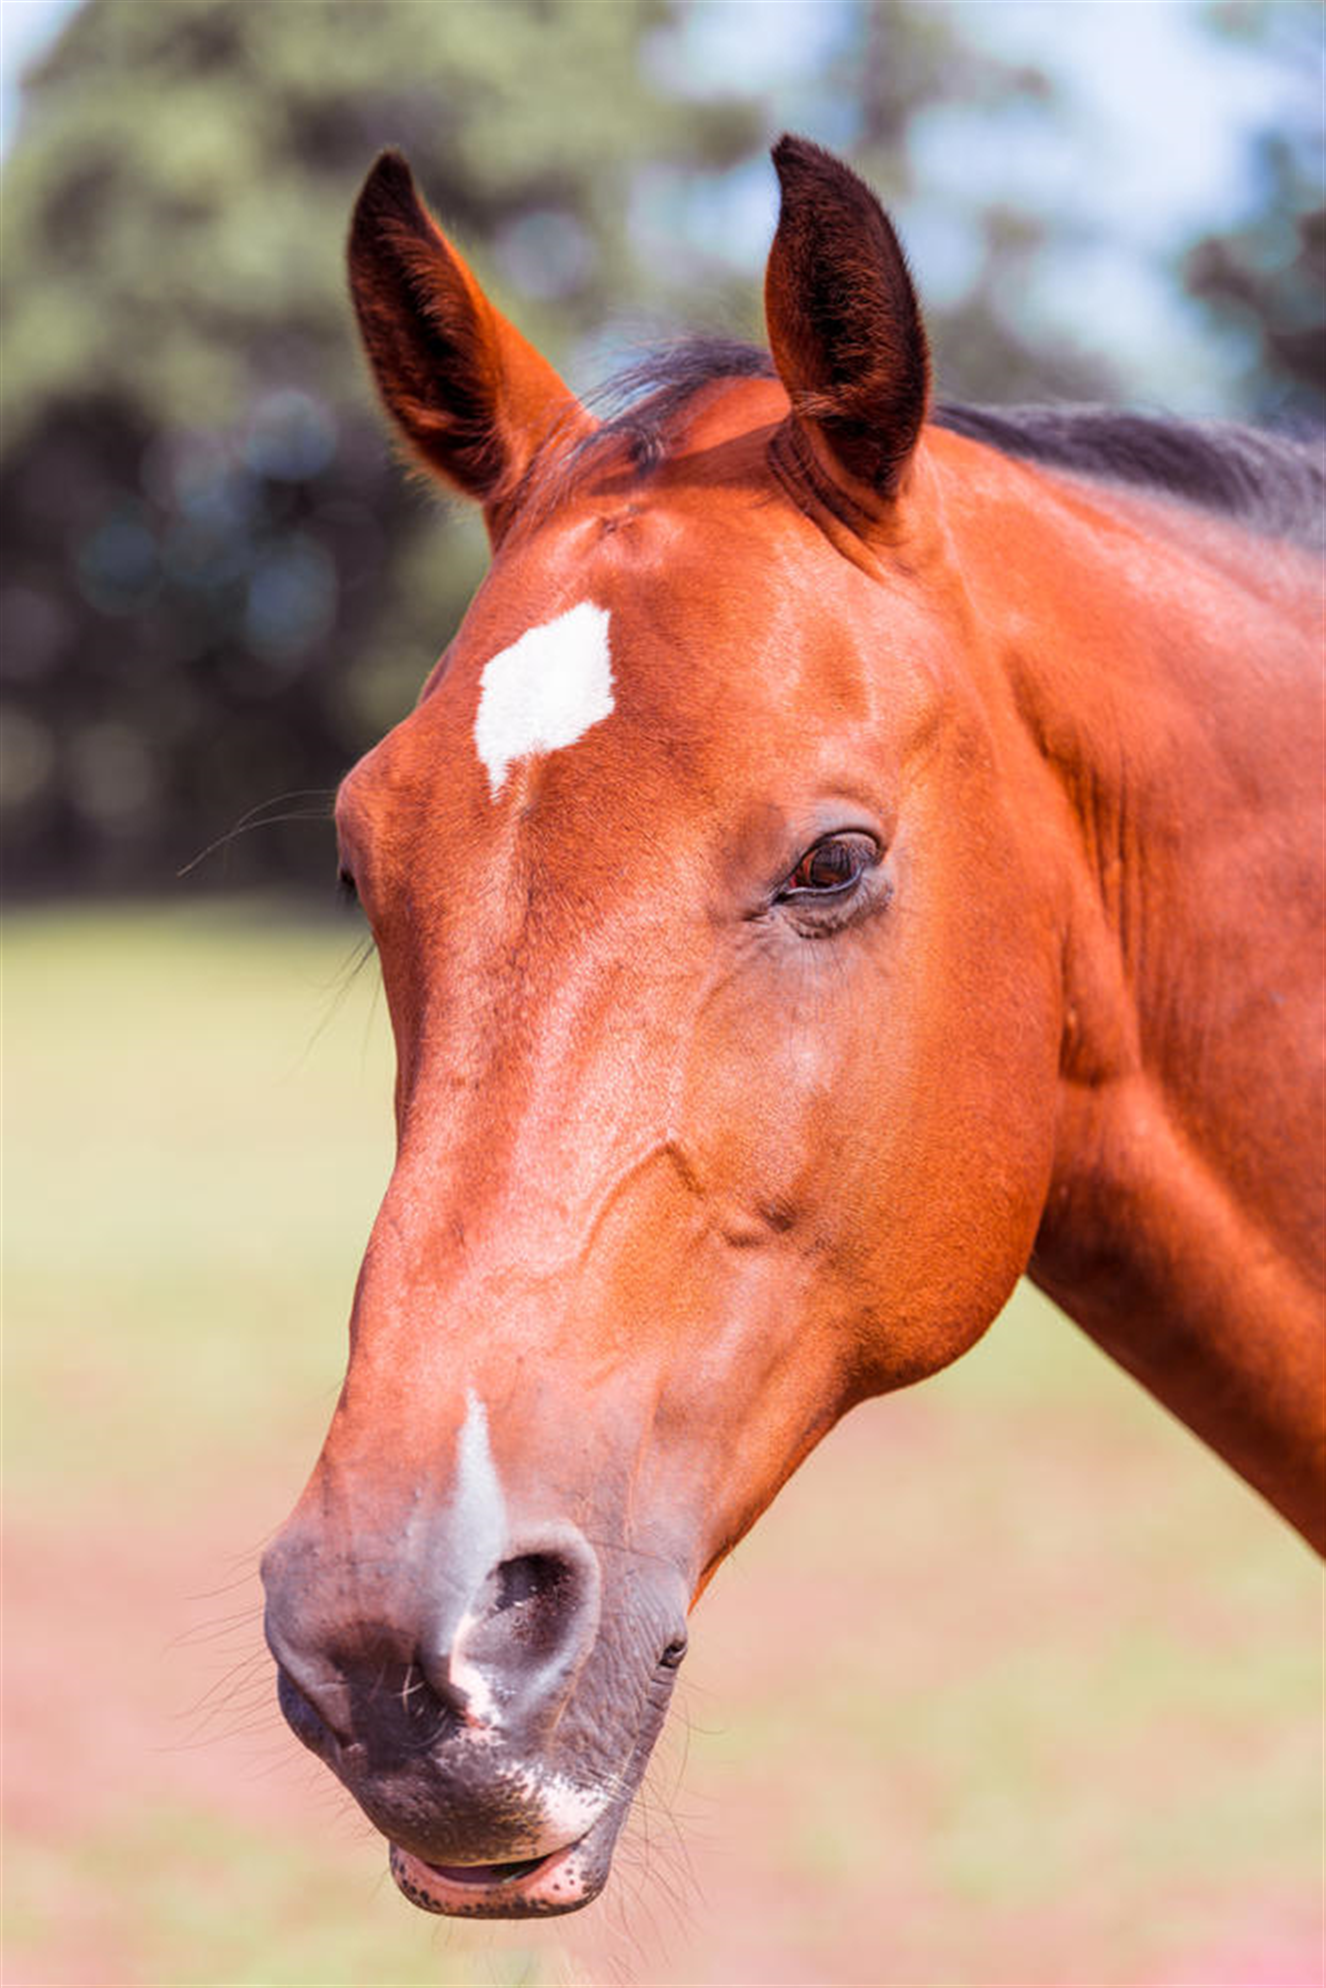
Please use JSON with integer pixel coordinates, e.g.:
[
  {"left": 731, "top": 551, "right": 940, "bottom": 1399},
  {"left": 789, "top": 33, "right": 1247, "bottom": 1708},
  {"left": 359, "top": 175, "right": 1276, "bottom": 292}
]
[
  {"left": 1184, "top": 6, "right": 1325, "bottom": 422},
  {"left": 0, "top": 0, "right": 756, "bottom": 897},
  {"left": 2, "top": 0, "right": 751, "bottom": 439},
  {"left": 1, "top": 0, "right": 1319, "bottom": 897}
]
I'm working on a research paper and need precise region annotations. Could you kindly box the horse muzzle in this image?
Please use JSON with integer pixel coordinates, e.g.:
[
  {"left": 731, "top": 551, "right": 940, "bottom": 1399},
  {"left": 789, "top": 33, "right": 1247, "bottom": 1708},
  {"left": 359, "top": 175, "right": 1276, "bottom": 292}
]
[{"left": 260, "top": 1512, "right": 688, "bottom": 1917}]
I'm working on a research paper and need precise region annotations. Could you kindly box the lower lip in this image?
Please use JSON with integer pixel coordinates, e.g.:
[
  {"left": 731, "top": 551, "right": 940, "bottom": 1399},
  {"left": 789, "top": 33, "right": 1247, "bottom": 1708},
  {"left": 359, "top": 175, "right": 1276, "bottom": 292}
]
[{"left": 389, "top": 1838, "right": 593, "bottom": 1916}]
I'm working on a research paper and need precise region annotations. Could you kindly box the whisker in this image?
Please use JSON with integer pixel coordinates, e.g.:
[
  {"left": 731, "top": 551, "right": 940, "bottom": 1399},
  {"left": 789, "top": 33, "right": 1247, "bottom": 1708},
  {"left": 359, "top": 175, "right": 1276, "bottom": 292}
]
[
  {"left": 181, "top": 1564, "right": 266, "bottom": 1604},
  {"left": 176, "top": 1650, "right": 271, "bottom": 1722},
  {"left": 177, "top": 788, "right": 337, "bottom": 879},
  {"left": 166, "top": 1603, "right": 263, "bottom": 1651},
  {"left": 292, "top": 936, "right": 380, "bottom": 1072}
]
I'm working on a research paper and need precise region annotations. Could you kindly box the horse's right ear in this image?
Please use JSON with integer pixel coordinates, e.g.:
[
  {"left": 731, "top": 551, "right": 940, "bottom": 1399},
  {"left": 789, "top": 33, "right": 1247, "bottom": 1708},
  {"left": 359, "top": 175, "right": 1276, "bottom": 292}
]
[
  {"left": 347, "top": 152, "right": 589, "bottom": 527},
  {"left": 765, "top": 137, "right": 930, "bottom": 514}
]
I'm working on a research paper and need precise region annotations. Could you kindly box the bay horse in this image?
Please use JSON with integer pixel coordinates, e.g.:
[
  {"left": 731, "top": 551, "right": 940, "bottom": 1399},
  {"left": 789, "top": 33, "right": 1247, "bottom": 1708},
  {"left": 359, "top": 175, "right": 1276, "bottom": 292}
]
[{"left": 261, "top": 137, "right": 1325, "bottom": 1919}]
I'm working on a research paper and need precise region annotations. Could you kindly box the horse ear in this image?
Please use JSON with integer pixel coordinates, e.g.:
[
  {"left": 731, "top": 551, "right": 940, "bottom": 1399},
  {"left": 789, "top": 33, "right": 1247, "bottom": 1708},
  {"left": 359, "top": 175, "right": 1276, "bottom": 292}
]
[
  {"left": 764, "top": 136, "right": 930, "bottom": 509},
  {"left": 347, "top": 151, "right": 588, "bottom": 523}
]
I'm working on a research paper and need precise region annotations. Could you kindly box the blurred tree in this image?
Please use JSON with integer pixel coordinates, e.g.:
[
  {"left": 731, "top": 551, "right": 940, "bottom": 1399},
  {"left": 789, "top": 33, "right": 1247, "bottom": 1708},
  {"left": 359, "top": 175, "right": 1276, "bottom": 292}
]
[
  {"left": 637, "top": 0, "right": 1121, "bottom": 403},
  {"left": 1, "top": 0, "right": 1317, "bottom": 898},
  {"left": 832, "top": 1, "right": 1120, "bottom": 404},
  {"left": 0, "top": 0, "right": 756, "bottom": 895},
  {"left": 1183, "top": 3, "right": 1325, "bottom": 425}
]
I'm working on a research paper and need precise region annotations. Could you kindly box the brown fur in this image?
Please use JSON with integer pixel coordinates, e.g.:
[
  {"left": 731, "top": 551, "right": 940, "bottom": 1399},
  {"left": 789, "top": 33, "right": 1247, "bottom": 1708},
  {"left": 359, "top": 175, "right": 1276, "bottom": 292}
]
[{"left": 263, "top": 136, "right": 1325, "bottom": 1926}]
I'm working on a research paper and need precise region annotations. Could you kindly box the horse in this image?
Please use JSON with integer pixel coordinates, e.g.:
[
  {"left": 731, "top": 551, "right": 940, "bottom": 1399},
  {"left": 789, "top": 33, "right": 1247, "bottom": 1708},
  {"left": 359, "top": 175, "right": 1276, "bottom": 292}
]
[{"left": 260, "top": 136, "right": 1325, "bottom": 1920}]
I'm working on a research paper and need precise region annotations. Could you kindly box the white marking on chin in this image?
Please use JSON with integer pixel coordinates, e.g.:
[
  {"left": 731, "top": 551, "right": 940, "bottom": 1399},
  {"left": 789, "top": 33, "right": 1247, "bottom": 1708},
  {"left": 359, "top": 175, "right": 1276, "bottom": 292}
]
[
  {"left": 473, "top": 601, "right": 614, "bottom": 796},
  {"left": 512, "top": 1765, "right": 607, "bottom": 1846}
]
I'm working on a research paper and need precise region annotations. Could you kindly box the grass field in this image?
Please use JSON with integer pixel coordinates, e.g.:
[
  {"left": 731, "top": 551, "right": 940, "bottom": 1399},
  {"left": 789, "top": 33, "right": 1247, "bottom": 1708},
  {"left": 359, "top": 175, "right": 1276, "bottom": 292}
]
[{"left": 5, "top": 903, "right": 1323, "bottom": 1988}]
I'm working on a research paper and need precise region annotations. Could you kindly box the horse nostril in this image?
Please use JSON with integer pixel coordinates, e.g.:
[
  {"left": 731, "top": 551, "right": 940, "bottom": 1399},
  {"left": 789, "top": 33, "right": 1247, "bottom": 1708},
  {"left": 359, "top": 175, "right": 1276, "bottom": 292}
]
[
  {"left": 490, "top": 1552, "right": 579, "bottom": 1660},
  {"left": 442, "top": 1529, "right": 602, "bottom": 1737},
  {"left": 495, "top": 1551, "right": 557, "bottom": 1609}
]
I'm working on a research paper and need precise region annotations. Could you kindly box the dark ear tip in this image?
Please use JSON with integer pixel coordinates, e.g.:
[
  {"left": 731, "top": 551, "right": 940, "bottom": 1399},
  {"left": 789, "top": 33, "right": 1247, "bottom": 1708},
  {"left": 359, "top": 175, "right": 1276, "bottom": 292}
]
[
  {"left": 771, "top": 133, "right": 823, "bottom": 167},
  {"left": 771, "top": 133, "right": 815, "bottom": 189},
  {"left": 771, "top": 133, "right": 854, "bottom": 195},
  {"left": 769, "top": 134, "right": 899, "bottom": 262},
  {"left": 351, "top": 149, "right": 425, "bottom": 244}
]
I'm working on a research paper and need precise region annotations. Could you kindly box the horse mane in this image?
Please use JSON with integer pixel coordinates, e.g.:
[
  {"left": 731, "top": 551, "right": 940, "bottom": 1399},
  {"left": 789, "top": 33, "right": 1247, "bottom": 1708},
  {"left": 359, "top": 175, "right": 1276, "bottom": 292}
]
[
  {"left": 933, "top": 400, "right": 1325, "bottom": 550},
  {"left": 578, "top": 338, "right": 777, "bottom": 474},
  {"left": 562, "top": 337, "right": 1324, "bottom": 549}
]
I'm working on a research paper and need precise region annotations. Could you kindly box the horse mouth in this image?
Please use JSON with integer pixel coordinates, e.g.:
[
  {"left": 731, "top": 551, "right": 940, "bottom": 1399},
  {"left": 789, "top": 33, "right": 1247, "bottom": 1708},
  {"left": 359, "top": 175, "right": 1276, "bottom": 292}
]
[{"left": 389, "top": 1834, "right": 603, "bottom": 1917}]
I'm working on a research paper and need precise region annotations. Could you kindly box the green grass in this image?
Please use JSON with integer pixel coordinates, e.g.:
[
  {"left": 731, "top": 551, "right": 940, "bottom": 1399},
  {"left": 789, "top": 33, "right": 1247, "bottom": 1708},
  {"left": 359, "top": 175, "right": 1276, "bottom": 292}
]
[
  {"left": 5, "top": 900, "right": 395, "bottom": 1511},
  {"left": 6, "top": 1806, "right": 562, "bottom": 1988},
  {"left": 5, "top": 902, "right": 1322, "bottom": 1988}
]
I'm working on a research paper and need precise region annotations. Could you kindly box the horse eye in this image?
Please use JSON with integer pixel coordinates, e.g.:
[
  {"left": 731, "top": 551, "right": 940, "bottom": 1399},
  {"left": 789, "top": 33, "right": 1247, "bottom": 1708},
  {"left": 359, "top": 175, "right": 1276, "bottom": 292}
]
[{"left": 780, "top": 833, "right": 875, "bottom": 899}]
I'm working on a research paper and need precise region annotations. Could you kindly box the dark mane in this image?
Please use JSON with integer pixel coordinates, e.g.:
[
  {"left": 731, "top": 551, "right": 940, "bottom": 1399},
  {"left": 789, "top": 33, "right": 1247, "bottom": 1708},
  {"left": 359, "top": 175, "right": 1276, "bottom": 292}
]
[
  {"left": 580, "top": 337, "right": 777, "bottom": 475},
  {"left": 563, "top": 338, "right": 1324, "bottom": 548},
  {"left": 933, "top": 401, "right": 1324, "bottom": 549}
]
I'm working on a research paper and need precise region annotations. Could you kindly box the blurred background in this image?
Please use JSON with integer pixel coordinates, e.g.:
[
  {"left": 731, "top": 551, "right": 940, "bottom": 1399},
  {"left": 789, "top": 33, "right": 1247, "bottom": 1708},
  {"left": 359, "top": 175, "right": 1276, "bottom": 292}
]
[
  {"left": 4, "top": 4, "right": 1323, "bottom": 1985},
  {"left": 2, "top": 0, "right": 1323, "bottom": 899}
]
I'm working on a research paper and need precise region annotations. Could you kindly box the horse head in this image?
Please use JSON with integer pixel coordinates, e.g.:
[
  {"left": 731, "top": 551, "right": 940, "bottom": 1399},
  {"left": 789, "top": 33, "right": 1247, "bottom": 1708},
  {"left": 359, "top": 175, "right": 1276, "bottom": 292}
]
[{"left": 259, "top": 138, "right": 1071, "bottom": 1916}]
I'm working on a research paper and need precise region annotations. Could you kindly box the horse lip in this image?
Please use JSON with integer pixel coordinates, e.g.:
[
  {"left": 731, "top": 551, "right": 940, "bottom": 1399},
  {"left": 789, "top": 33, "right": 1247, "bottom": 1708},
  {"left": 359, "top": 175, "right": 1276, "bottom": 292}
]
[{"left": 388, "top": 1817, "right": 614, "bottom": 1918}]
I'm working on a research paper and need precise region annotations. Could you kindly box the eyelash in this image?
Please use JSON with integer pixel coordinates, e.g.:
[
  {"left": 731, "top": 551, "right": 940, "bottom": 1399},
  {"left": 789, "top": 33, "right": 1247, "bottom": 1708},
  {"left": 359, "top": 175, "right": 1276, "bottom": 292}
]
[{"left": 775, "top": 833, "right": 878, "bottom": 902}]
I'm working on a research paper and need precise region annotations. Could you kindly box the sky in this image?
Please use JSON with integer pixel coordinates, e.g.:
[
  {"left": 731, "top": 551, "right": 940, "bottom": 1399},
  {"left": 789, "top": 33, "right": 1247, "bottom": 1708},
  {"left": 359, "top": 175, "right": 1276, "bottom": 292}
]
[
  {"left": 950, "top": 1, "right": 1300, "bottom": 246},
  {"left": 0, "top": 0, "right": 79, "bottom": 153},
  {"left": 642, "top": 0, "right": 1318, "bottom": 407},
  {"left": 931, "top": 2, "right": 1313, "bottom": 393}
]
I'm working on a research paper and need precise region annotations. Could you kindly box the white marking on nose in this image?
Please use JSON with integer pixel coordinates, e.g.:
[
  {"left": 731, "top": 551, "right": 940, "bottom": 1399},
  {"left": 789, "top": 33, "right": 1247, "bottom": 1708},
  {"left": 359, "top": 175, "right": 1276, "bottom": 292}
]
[
  {"left": 473, "top": 600, "right": 614, "bottom": 796},
  {"left": 448, "top": 1391, "right": 508, "bottom": 1730},
  {"left": 453, "top": 1390, "right": 506, "bottom": 1584},
  {"left": 449, "top": 1611, "right": 500, "bottom": 1733}
]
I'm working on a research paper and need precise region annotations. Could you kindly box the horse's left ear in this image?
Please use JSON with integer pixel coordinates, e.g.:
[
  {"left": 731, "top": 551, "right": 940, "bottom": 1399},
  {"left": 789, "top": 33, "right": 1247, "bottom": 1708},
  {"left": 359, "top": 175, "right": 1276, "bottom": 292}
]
[
  {"left": 348, "top": 150, "right": 589, "bottom": 531},
  {"left": 765, "top": 136, "right": 930, "bottom": 510}
]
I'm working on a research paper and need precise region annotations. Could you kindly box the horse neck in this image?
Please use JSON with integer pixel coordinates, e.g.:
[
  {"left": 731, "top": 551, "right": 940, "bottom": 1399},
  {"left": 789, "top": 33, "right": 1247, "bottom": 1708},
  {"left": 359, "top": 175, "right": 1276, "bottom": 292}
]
[{"left": 942, "top": 451, "right": 1325, "bottom": 1549}]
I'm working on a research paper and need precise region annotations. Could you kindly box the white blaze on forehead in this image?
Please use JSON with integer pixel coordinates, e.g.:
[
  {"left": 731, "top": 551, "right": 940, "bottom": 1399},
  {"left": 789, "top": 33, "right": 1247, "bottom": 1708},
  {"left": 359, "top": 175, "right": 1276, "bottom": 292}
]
[{"left": 473, "top": 601, "right": 614, "bottom": 796}]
